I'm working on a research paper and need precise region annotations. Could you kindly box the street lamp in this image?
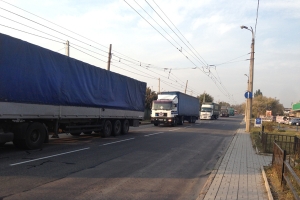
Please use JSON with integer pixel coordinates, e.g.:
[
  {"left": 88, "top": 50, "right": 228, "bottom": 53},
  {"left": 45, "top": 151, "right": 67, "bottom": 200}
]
[{"left": 241, "top": 25, "right": 255, "bottom": 132}]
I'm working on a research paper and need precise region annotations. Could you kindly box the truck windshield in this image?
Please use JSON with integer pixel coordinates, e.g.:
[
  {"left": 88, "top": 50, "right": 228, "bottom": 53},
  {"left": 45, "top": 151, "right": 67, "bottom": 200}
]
[
  {"left": 152, "top": 101, "right": 172, "bottom": 110},
  {"left": 201, "top": 108, "right": 212, "bottom": 112}
]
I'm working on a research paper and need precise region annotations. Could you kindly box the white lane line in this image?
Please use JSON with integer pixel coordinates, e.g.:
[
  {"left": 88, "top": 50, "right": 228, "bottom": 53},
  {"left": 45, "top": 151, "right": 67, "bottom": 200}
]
[
  {"left": 100, "top": 138, "right": 135, "bottom": 146},
  {"left": 10, "top": 147, "right": 90, "bottom": 166},
  {"left": 168, "top": 128, "right": 181, "bottom": 131},
  {"left": 144, "top": 132, "right": 163, "bottom": 137}
]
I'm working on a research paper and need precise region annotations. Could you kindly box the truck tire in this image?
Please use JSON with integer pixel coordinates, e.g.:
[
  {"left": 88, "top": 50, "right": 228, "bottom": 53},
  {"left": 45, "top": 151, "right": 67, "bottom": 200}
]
[
  {"left": 172, "top": 118, "right": 177, "bottom": 127},
  {"left": 101, "top": 120, "right": 112, "bottom": 138},
  {"left": 112, "top": 120, "right": 122, "bottom": 136},
  {"left": 24, "top": 122, "right": 47, "bottom": 149},
  {"left": 154, "top": 123, "right": 158, "bottom": 126},
  {"left": 121, "top": 120, "right": 129, "bottom": 135},
  {"left": 178, "top": 116, "right": 184, "bottom": 125}
]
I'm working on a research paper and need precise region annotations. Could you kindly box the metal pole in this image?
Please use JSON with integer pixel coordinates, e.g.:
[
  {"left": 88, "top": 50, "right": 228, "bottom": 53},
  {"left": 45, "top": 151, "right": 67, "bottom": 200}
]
[{"left": 107, "top": 44, "right": 112, "bottom": 71}]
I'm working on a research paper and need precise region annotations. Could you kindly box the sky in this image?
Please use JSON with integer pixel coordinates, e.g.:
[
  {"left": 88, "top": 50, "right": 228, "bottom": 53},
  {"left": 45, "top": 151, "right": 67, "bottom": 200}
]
[{"left": 0, "top": 0, "right": 299, "bottom": 108}]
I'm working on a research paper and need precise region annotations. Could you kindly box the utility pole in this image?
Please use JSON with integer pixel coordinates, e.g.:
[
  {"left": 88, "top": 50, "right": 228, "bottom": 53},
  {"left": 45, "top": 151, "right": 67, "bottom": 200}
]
[
  {"left": 158, "top": 78, "right": 160, "bottom": 93},
  {"left": 185, "top": 80, "right": 188, "bottom": 94},
  {"left": 65, "top": 40, "right": 69, "bottom": 57},
  {"left": 241, "top": 25, "right": 255, "bottom": 132},
  {"left": 107, "top": 44, "right": 112, "bottom": 71}
]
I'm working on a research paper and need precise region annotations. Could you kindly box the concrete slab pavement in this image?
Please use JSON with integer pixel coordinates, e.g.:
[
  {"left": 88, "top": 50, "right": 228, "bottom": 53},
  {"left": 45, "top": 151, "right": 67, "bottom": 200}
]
[{"left": 198, "top": 126, "right": 272, "bottom": 200}]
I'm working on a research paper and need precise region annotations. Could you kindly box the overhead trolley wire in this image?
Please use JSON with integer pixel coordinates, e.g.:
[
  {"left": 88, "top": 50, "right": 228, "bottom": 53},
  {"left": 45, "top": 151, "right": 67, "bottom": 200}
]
[
  {"left": 152, "top": 0, "right": 208, "bottom": 66},
  {"left": 147, "top": 0, "right": 208, "bottom": 66}
]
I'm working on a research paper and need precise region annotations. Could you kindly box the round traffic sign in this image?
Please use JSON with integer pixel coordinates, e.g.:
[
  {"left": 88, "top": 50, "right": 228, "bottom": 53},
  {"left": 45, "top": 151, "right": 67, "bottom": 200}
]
[{"left": 244, "top": 91, "right": 252, "bottom": 99}]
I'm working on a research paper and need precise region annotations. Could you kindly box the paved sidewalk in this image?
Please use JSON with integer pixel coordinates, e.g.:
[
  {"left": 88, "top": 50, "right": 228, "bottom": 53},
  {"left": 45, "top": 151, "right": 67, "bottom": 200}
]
[{"left": 200, "top": 128, "right": 272, "bottom": 200}]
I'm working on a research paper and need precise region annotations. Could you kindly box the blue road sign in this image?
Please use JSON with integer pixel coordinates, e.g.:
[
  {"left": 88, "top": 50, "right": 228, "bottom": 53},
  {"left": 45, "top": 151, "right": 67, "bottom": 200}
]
[
  {"left": 244, "top": 91, "right": 252, "bottom": 99},
  {"left": 254, "top": 118, "right": 262, "bottom": 127}
]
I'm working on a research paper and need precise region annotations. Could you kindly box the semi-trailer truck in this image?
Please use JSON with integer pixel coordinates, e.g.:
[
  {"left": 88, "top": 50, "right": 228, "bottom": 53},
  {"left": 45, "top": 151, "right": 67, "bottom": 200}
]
[
  {"left": 228, "top": 107, "right": 235, "bottom": 116},
  {"left": 0, "top": 33, "right": 146, "bottom": 149},
  {"left": 200, "top": 102, "right": 220, "bottom": 120},
  {"left": 150, "top": 91, "right": 199, "bottom": 126},
  {"left": 220, "top": 106, "right": 229, "bottom": 117}
]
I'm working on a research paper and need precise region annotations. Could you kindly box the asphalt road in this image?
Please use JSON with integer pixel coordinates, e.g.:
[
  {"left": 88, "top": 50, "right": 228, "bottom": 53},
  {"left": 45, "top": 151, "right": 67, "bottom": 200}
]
[{"left": 0, "top": 115, "right": 243, "bottom": 200}]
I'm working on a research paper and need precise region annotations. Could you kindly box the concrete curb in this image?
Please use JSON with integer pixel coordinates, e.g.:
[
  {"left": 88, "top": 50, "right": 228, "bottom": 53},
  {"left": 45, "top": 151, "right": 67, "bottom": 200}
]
[{"left": 261, "top": 166, "right": 274, "bottom": 200}]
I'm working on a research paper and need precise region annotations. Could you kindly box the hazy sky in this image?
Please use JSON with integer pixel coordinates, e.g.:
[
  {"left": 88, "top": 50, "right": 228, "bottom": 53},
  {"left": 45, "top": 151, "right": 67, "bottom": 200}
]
[{"left": 1, "top": 0, "right": 299, "bottom": 107}]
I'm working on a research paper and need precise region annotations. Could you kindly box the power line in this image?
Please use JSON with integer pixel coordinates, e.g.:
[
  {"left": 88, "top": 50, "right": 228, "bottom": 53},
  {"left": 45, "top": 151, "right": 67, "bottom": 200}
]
[
  {"left": 254, "top": 0, "right": 260, "bottom": 38},
  {"left": 0, "top": 0, "right": 156, "bottom": 69},
  {"left": 0, "top": 24, "right": 64, "bottom": 44},
  {"left": 149, "top": 0, "right": 208, "bottom": 66},
  {"left": 0, "top": 15, "right": 65, "bottom": 42},
  {"left": 0, "top": 6, "right": 109, "bottom": 54}
]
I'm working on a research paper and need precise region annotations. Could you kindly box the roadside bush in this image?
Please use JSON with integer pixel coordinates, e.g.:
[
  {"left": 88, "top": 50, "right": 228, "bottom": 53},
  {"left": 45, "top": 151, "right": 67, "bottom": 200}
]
[{"left": 263, "top": 122, "right": 274, "bottom": 132}]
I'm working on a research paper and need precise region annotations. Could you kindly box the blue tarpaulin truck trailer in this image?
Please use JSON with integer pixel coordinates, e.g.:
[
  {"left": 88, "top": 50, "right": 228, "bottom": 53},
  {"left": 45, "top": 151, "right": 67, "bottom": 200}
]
[
  {"left": 0, "top": 33, "right": 146, "bottom": 149},
  {"left": 151, "top": 91, "right": 199, "bottom": 126}
]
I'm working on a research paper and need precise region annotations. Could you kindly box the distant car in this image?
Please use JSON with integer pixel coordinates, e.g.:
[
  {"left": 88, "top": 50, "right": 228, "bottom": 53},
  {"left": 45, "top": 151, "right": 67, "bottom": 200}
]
[{"left": 289, "top": 118, "right": 300, "bottom": 126}]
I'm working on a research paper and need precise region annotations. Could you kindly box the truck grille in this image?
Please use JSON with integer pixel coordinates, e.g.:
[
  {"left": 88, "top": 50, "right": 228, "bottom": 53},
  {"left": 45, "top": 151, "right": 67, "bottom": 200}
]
[{"left": 155, "top": 113, "right": 167, "bottom": 117}]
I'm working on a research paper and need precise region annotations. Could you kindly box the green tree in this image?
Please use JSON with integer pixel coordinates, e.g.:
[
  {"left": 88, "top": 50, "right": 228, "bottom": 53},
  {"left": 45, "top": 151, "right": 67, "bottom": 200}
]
[
  {"left": 231, "top": 104, "right": 244, "bottom": 114},
  {"left": 219, "top": 101, "right": 230, "bottom": 107},
  {"left": 252, "top": 96, "right": 284, "bottom": 117},
  {"left": 145, "top": 87, "right": 158, "bottom": 110},
  {"left": 254, "top": 89, "right": 263, "bottom": 97},
  {"left": 197, "top": 92, "right": 214, "bottom": 103}
]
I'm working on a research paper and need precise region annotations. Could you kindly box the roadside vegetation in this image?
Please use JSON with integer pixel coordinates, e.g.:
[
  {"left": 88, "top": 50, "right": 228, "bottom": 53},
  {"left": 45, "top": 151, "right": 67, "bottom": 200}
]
[{"left": 250, "top": 121, "right": 300, "bottom": 200}]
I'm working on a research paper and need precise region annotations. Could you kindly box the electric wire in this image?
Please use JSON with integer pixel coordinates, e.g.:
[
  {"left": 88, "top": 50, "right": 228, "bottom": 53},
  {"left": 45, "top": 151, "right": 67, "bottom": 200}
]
[
  {"left": 152, "top": 0, "right": 208, "bottom": 68},
  {"left": 146, "top": 0, "right": 208, "bottom": 66},
  {"left": 0, "top": 0, "right": 149, "bottom": 68},
  {"left": 0, "top": 6, "right": 109, "bottom": 54},
  {"left": 0, "top": 24, "right": 64, "bottom": 44},
  {"left": 0, "top": 15, "right": 65, "bottom": 42},
  {"left": 254, "top": 0, "right": 260, "bottom": 38}
]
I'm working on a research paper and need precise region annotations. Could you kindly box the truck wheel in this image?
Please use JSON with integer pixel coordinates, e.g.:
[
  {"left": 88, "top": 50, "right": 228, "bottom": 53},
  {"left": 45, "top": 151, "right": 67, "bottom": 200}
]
[
  {"left": 172, "top": 118, "right": 177, "bottom": 127},
  {"left": 112, "top": 120, "right": 122, "bottom": 136},
  {"left": 178, "top": 117, "right": 184, "bottom": 125},
  {"left": 154, "top": 123, "right": 158, "bottom": 126},
  {"left": 24, "top": 122, "right": 46, "bottom": 149},
  {"left": 101, "top": 120, "right": 112, "bottom": 138},
  {"left": 121, "top": 120, "right": 129, "bottom": 135},
  {"left": 192, "top": 117, "right": 196, "bottom": 123}
]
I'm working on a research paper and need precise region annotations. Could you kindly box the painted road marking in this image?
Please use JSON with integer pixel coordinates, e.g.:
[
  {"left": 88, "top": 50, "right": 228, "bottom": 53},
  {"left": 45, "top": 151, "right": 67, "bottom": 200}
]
[
  {"left": 100, "top": 138, "right": 135, "bottom": 146},
  {"left": 144, "top": 132, "right": 163, "bottom": 137},
  {"left": 168, "top": 128, "right": 181, "bottom": 131},
  {"left": 10, "top": 147, "right": 90, "bottom": 166}
]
